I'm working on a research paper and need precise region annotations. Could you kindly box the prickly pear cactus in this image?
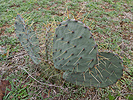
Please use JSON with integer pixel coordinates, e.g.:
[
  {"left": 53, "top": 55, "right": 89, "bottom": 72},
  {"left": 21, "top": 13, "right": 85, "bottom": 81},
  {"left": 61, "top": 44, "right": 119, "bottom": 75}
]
[
  {"left": 63, "top": 52, "right": 124, "bottom": 88},
  {"left": 53, "top": 19, "right": 98, "bottom": 72},
  {"left": 15, "top": 14, "right": 41, "bottom": 64}
]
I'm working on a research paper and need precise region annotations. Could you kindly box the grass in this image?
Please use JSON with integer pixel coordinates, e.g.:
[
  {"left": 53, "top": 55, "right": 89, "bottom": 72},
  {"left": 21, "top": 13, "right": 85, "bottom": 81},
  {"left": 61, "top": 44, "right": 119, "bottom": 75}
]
[{"left": 0, "top": 0, "right": 133, "bottom": 99}]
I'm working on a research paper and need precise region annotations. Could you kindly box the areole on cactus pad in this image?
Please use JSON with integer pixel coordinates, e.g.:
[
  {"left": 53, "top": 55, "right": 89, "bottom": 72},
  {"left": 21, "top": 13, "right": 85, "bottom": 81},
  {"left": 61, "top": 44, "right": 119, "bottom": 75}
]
[{"left": 53, "top": 19, "right": 98, "bottom": 72}]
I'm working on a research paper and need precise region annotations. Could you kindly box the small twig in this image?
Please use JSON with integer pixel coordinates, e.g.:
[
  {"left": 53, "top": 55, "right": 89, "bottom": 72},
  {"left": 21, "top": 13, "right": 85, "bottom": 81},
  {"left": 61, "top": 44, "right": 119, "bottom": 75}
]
[
  {"left": 47, "top": 73, "right": 60, "bottom": 81},
  {"left": 3, "top": 51, "right": 27, "bottom": 60},
  {"left": 19, "top": 66, "right": 64, "bottom": 89},
  {"left": 92, "top": 90, "right": 97, "bottom": 100},
  {"left": 124, "top": 70, "right": 133, "bottom": 77},
  {"left": 1, "top": 66, "right": 18, "bottom": 79}
]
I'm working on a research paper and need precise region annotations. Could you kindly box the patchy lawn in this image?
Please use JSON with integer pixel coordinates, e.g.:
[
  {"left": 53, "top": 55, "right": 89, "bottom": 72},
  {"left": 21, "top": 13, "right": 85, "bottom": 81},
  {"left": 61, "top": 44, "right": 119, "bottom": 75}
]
[{"left": 0, "top": 0, "right": 132, "bottom": 99}]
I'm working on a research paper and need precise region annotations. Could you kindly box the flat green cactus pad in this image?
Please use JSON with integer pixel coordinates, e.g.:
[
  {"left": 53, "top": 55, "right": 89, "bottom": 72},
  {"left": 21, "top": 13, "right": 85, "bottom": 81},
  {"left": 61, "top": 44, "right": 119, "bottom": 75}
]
[
  {"left": 63, "top": 52, "right": 124, "bottom": 88},
  {"left": 15, "top": 14, "right": 41, "bottom": 64},
  {"left": 53, "top": 19, "right": 98, "bottom": 72}
]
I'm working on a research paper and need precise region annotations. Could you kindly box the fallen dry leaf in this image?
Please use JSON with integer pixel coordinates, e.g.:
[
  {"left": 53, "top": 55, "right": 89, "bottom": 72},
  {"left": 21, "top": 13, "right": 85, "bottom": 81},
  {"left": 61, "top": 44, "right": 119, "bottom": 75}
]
[
  {"left": 0, "top": 80, "right": 11, "bottom": 100},
  {"left": 41, "top": 92, "right": 48, "bottom": 99},
  {"left": 118, "top": 96, "right": 121, "bottom": 100}
]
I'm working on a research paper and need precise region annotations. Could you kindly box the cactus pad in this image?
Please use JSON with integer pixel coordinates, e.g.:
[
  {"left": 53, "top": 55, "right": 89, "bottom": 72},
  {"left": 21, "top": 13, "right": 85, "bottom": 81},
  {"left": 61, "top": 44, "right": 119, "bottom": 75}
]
[
  {"left": 63, "top": 52, "right": 123, "bottom": 88},
  {"left": 15, "top": 14, "right": 41, "bottom": 64},
  {"left": 53, "top": 19, "right": 98, "bottom": 72}
]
